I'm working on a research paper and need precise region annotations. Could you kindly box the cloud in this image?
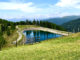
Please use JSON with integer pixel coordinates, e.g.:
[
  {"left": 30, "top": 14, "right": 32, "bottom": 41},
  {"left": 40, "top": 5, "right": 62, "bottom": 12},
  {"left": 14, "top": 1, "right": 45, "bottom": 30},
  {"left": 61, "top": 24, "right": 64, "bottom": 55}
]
[
  {"left": 56, "top": 0, "right": 80, "bottom": 8},
  {"left": 0, "top": 0, "right": 80, "bottom": 19},
  {"left": 9, "top": 0, "right": 26, "bottom": 3},
  {"left": 0, "top": 2, "right": 42, "bottom": 13}
]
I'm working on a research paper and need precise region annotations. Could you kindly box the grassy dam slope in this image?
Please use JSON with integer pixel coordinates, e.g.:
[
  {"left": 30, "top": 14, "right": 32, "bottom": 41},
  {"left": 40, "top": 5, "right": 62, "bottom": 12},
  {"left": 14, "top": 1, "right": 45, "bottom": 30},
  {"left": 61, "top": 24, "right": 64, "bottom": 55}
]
[{"left": 0, "top": 31, "right": 80, "bottom": 60}]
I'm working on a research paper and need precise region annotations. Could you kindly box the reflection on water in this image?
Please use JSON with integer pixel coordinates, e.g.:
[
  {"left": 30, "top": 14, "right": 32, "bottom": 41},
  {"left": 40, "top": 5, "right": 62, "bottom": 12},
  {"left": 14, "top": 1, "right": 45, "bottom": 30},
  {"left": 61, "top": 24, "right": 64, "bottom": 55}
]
[{"left": 23, "top": 30, "right": 62, "bottom": 44}]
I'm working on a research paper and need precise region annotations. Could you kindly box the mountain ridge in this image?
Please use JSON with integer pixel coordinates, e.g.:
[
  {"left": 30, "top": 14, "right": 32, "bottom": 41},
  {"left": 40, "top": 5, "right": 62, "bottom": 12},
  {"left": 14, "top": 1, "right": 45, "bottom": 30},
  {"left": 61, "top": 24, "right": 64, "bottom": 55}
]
[
  {"left": 8, "top": 15, "right": 80, "bottom": 25},
  {"left": 44, "top": 16, "right": 80, "bottom": 25}
]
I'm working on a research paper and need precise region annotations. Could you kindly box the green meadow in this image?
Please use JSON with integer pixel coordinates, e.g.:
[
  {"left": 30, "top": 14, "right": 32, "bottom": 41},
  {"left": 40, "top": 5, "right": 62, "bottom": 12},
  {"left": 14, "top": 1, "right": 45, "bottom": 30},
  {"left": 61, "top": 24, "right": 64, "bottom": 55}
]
[{"left": 0, "top": 31, "right": 80, "bottom": 60}]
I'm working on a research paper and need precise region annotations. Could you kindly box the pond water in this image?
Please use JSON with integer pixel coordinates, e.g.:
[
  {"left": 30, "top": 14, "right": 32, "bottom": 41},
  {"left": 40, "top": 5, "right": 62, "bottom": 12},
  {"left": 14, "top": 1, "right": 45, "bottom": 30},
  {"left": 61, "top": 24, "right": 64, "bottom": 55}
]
[{"left": 23, "top": 30, "right": 62, "bottom": 44}]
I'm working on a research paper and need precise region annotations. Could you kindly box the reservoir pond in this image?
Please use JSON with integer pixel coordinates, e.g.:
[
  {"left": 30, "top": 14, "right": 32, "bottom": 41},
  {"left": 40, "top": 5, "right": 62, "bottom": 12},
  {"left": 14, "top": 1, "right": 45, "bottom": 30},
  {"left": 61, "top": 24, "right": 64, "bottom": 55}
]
[{"left": 23, "top": 30, "right": 62, "bottom": 44}]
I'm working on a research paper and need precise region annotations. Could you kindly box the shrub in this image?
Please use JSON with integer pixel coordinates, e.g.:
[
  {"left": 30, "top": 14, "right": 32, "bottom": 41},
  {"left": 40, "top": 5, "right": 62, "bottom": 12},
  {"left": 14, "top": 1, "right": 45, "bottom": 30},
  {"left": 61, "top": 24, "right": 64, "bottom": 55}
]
[{"left": 0, "top": 34, "right": 6, "bottom": 50}]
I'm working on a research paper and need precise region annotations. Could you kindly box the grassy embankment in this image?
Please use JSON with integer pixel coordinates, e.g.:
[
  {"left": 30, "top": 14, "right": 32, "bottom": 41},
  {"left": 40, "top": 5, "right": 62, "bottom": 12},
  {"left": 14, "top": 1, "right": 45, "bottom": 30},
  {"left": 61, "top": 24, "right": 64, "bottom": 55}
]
[
  {"left": 0, "top": 25, "right": 18, "bottom": 48},
  {"left": 18, "top": 25, "right": 70, "bottom": 34},
  {"left": 18, "top": 25, "right": 40, "bottom": 31},
  {"left": 3, "top": 30, "right": 18, "bottom": 47},
  {"left": 0, "top": 25, "right": 80, "bottom": 60}
]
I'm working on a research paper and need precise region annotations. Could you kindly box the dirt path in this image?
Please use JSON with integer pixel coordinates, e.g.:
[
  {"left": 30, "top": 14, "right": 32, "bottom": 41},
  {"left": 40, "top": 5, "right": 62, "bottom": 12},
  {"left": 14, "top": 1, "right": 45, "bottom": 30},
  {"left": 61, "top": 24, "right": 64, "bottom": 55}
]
[{"left": 13, "top": 26, "right": 22, "bottom": 44}]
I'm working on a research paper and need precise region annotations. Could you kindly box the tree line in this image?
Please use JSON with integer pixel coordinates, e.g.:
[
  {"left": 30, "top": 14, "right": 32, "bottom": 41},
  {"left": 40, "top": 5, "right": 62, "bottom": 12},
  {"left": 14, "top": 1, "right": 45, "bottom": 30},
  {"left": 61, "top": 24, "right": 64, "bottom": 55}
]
[
  {"left": 62, "top": 18, "right": 80, "bottom": 33},
  {"left": 15, "top": 20, "right": 66, "bottom": 31}
]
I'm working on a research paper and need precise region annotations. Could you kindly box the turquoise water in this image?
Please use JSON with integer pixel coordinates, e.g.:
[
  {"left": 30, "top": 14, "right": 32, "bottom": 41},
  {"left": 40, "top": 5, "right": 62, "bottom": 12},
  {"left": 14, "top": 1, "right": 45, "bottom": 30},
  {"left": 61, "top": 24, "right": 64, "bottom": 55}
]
[{"left": 23, "top": 30, "right": 62, "bottom": 44}]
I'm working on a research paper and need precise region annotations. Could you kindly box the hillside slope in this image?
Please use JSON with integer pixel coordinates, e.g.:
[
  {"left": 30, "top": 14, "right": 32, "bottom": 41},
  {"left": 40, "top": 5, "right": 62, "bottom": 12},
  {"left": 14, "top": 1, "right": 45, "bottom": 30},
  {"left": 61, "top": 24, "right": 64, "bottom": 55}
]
[
  {"left": 62, "top": 18, "right": 80, "bottom": 32},
  {"left": 45, "top": 16, "right": 80, "bottom": 25},
  {"left": 0, "top": 18, "right": 18, "bottom": 48},
  {"left": 0, "top": 33, "right": 80, "bottom": 60}
]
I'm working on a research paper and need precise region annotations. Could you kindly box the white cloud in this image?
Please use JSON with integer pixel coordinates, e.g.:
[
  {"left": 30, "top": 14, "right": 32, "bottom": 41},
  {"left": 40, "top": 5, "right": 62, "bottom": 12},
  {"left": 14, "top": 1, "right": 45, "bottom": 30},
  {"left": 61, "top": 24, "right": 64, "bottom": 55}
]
[
  {"left": 0, "top": 0, "right": 80, "bottom": 19},
  {"left": 0, "top": 2, "right": 42, "bottom": 13},
  {"left": 9, "top": 0, "right": 26, "bottom": 3},
  {"left": 56, "top": 0, "right": 80, "bottom": 8}
]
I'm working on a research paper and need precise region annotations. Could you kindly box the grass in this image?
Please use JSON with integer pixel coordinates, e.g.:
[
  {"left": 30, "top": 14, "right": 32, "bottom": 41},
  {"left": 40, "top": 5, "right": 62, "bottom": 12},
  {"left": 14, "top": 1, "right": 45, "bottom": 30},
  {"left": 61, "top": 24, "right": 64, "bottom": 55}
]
[
  {"left": 0, "top": 24, "right": 18, "bottom": 48},
  {"left": 18, "top": 25, "right": 40, "bottom": 31},
  {"left": 0, "top": 31, "right": 80, "bottom": 60},
  {"left": 0, "top": 24, "right": 1, "bottom": 30},
  {"left": 3, "top": 30, "right": 18, "bottom": 48}
]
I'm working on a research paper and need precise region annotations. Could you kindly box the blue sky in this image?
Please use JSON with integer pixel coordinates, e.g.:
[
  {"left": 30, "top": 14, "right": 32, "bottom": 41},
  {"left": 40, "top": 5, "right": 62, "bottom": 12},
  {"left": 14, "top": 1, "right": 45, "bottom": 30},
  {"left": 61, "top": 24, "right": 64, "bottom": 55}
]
[{"left": 0, "top": 0, "right": 80, "bottom": 20}]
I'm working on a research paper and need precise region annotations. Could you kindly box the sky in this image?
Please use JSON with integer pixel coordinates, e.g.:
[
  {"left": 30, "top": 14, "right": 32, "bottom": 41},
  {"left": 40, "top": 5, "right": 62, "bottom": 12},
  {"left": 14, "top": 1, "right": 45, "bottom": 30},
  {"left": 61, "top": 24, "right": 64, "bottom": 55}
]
[{"left": 0, "top": 0, "right": 80, "bottom": 20}]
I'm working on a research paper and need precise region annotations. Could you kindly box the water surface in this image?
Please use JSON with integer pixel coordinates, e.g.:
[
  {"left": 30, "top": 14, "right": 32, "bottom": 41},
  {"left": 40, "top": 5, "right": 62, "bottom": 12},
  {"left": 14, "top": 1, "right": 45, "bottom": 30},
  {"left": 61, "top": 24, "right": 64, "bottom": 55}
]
[{"left": 23, "top": 30, "right": 62, "bottom": 44}]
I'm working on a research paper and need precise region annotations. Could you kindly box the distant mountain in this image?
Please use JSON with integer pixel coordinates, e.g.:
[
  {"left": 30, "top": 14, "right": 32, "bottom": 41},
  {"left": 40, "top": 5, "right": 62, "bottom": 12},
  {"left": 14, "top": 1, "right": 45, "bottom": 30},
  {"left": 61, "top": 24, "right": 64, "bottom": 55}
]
[
  {"left": 62, "top": 18, "right": 80, "bottom": 32},
  {"left": 45, "top": 16, "right": 80, "bottom": 25},
  {"left": 8, "top": 18, "right": 27, "bottom": 22},
  {"left": 8, "top": 16, "right": 80, "bottom": 25}
]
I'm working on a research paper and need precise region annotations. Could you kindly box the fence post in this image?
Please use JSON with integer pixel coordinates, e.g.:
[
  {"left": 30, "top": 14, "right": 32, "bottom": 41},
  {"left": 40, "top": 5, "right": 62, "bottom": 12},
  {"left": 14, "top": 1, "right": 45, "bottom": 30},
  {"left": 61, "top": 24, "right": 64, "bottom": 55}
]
[{"left": 16, "top": 39, "right": 17, "bottom": 47}]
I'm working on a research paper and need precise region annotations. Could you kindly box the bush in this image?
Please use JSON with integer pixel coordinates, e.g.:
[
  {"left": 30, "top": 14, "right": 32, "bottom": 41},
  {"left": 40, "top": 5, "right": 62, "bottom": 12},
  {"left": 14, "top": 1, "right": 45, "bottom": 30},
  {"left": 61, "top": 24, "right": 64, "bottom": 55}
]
[
  {"left": 0, "top": 35, "right": 6, "bottom": 50},
  {"left": 7, "top": 28, "right": 11, "bottom": 36}
]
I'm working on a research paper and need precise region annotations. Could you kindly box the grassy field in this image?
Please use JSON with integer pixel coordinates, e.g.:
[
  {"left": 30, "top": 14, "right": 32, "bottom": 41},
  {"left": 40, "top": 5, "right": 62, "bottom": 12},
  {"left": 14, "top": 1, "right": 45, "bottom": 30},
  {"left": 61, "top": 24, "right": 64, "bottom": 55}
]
[{"left": 0, "top": 31, "right": 80, "bottom": 60}]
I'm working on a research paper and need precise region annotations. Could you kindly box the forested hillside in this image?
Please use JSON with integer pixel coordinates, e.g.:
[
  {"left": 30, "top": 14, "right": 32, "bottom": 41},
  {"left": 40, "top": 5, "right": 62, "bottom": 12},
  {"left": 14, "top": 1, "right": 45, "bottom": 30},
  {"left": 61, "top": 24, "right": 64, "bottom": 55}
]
[
  {"left": 62, "top": 18, "right": 80, "bottom": 32},
  {"left": 15, "top": 20, "right": 66, "bottom": 31},
  {"left": 45, "top": 16, "right": 80, "bottom": 25}
]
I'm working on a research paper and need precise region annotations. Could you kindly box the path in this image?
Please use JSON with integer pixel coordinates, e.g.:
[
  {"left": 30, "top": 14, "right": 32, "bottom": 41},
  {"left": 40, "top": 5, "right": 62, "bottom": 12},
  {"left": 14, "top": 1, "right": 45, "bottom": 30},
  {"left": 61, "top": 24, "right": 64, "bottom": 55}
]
[
  {"left": 23, "top": 27, "right": 69, "bottom": 36},
  {"left": 13, "top": 26, "right": 22, "bottom": 44}
]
